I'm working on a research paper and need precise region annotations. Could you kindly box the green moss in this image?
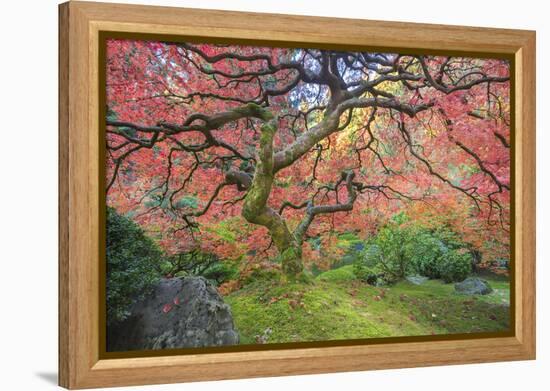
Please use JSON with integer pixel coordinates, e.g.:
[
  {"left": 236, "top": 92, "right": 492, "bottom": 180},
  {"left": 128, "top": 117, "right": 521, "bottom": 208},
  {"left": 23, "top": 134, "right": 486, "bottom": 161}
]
[
  {"left": 225, "top": 268, "right": 511, "bottom": 345},
  {"left": 233, "top": 103, "right": 274, "bottom": 121},
  {"left": 261, "top": 122, "right": 277, "bottom": 135},
  {"left": 226, "top": 280, "right": 392, "bottom": 344},
  {"left": 279, "top": 246, "right": 304, "bottom": 276},
  {"left": 315, "top": 265, "right": 356, "bottom": 282}
]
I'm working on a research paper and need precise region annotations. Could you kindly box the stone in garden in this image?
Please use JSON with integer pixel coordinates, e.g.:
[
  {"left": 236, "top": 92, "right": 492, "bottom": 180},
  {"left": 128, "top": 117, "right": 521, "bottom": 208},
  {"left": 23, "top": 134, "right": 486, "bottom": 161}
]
[
  {"left": 454, "top": 277, "right": 493, "bottom": 295},
  {"left": 107, "top": 276, "right": 239, "bottom": 351}
]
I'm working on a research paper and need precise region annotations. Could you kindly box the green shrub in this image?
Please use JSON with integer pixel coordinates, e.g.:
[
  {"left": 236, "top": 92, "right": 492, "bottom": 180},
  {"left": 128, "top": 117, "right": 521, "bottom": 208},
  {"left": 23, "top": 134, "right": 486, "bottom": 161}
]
[
  {"left": 359, "top": 215, "right": 416, "bottom": 282},
  {"left": 438, "top": 250, "right": 472, "bottom": 283},
  {"left": 106, "top": 207, "right": 162, "bottom": 325},
  {"left": 202, "top": 262, "right": 238, "bottom": 285},
  {"left": 159, "top": 260, "right": 173, "bottom": 275},
  {"left": 353, "top": 263, "right": 381, "bottom": 285},
  {"left": 407, "top": 232, "right": 447, "bottom": 279},
  {"left": 243, "top": 265, "right": 282, "bottom": 285},
  {"left": 353, "top": 213, "right": 473, "bottom": 284},
  {"left": 362, "top": 244, "right": 382, "bottom": 267},
  {"left": 165, "top": 250, "right": 238, "bottom": 285}
]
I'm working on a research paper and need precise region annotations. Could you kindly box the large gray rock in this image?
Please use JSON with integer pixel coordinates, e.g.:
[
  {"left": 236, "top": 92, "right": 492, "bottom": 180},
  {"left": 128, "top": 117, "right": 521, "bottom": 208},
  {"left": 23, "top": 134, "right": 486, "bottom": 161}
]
[
  {"left": 454, "top": 277, "right": 493, "bottom": 295},
  {"left": 107, "top": 277, "right": 239, "bottom": 351}
]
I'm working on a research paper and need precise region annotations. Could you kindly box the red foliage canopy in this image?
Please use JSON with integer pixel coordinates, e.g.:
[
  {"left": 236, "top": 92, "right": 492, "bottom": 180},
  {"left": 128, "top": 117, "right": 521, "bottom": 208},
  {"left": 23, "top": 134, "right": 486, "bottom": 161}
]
[{"left": 106, "top": 39, "right": 510, "bottom": 265}]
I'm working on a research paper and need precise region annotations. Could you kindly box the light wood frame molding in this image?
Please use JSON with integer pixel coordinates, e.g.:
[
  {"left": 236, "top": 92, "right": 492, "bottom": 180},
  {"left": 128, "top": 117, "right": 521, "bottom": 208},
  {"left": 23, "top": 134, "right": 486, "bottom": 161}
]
[{"left": 59, "top": 1, "right": 536, "bottom": 389}]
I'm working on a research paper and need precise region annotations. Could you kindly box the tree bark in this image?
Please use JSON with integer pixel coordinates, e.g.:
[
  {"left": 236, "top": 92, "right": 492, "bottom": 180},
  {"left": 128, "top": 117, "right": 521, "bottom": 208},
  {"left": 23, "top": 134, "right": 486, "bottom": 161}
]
[
  {"left": 241, "top": 118, "right": 304, "bottom": 276},
  {"left": 294, "top": 170, "right": 358, "bottom": 244}
]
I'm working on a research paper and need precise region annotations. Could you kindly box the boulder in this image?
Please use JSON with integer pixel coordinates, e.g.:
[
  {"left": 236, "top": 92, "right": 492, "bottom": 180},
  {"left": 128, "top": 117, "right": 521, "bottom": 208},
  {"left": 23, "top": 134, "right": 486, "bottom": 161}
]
[
  {"left": 406, "top": 275, "right": 429, "bottom": 285},
  {"left": 107, "top": 277, "right": 239, "bottom": 351},
  {"left": 454, "top": 277, "right": 493, "bottom": 295}
]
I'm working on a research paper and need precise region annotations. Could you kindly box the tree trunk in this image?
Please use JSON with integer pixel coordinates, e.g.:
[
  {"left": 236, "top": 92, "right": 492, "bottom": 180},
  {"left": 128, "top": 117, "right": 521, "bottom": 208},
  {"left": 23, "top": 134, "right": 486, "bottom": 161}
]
[{"left": 241, "top": 119, "right": 304, "bottom": 276}]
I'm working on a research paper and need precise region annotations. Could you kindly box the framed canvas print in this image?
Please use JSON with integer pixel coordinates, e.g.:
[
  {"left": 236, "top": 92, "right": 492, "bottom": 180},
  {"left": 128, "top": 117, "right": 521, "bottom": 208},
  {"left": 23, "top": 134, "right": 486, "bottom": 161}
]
[{"left": 59, "top": 1, "right": 536, "bottom": 389}]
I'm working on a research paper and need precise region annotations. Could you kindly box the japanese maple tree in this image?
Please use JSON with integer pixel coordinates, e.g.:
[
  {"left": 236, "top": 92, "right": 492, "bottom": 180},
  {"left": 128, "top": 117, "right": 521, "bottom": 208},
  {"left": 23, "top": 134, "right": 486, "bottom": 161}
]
[{"left": 106, "top": 39, "right": 510, "bottom": 277}]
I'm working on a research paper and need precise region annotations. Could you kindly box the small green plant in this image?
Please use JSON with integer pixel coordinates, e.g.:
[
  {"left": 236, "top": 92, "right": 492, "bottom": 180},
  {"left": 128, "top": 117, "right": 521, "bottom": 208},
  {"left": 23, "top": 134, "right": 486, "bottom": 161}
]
[
  {"left": 356, "top": 214, "right": 416, "bottom": 282},
  {"left": 243, "top": 264, "right": 282, "bottom": 285},
  {"left": 353, "top": 213, "right": 473, "bottom": 284},
  {"left": 407, "top": 231, "right": 447, "bottom": 279},
  {"left": 165, "top": 250, "right": 238, "bottom": 285},
  {"left": 106, "top": 207, "right": 162, "bottom": 325},
  {"left": 202, "top": 261, "right": 239, "bottom": 285},
  {"left": 353, "top": 264, "right": 381, "bottom": 285},
  {"left": 438, "top": 250, "right": 472, "bottom": 283}
]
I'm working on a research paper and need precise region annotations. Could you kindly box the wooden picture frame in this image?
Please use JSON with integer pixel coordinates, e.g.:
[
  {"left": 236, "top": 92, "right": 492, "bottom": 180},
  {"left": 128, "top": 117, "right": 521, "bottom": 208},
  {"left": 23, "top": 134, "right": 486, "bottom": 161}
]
[{"left": 59, "top": 1, "right": 536, "bottom": 389}]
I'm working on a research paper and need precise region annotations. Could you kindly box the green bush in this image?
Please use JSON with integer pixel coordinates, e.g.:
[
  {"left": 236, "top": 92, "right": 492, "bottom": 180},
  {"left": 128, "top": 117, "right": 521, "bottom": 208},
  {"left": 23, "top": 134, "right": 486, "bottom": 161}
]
[
  {"left": 165, "top": 250, "right": 238, "bottom": 285},
  {"left": 357, "top": 214, "right": 416, "bottom": 282},
  {"left": 106, "top": 207, "right": 162, "bottom": 325},
  {"left": 353, "top": 263, "right": 381, "bottom": 285},
  {"left": 243, "top": 265, "right": 282, "bottom": 285},
  {"left": 202, "top": 261, "right": 238, "bottom": 285},
  {"left": 361, "top": 244, "right": 382, "bottom": 268},
  {"left": 159, "top": 260, "right": 173, "bottom": 275},
  {"left": 353, "top": 213, "right": 473, "bottom": 284},
  {"left": 438, "top": 250, "right": 472, "bottom": 283},
  {"left": 407, "top": 232, "right": 447, "bottom": 279}
]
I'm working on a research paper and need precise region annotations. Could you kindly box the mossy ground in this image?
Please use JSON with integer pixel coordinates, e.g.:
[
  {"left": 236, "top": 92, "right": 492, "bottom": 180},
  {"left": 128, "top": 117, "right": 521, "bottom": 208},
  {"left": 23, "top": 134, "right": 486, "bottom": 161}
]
[{"left": 224, "top": 265, "right": 510, "bottom": 345}]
